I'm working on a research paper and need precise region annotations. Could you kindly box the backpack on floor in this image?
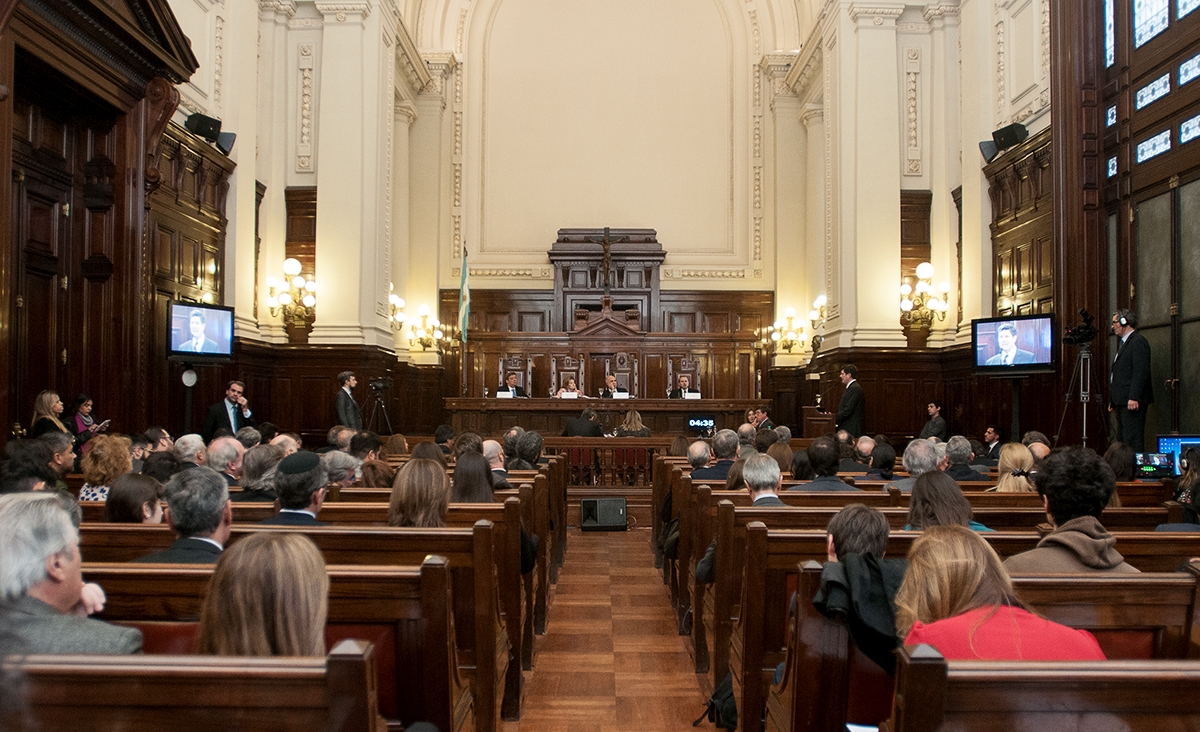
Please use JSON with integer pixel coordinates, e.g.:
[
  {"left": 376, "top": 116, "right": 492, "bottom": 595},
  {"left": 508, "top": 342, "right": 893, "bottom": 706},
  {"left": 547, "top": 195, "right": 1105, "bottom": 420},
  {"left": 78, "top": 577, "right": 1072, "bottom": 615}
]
[{"left": 693, "top": 672, "right": 737, "bottom": 731}]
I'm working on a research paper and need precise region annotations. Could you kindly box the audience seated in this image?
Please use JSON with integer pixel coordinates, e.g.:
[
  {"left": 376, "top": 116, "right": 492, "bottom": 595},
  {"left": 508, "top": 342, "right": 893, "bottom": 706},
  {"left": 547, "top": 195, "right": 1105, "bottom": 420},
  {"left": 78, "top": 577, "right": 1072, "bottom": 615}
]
[
  {"left": 1022, "top": 430, "right": 1053, "bottom": 463},
  {"left": 896, "top": 525, "right": 1106, "bottom": 661},
  {"left": 686, "top": 441, "right": 711, "bottom": 474},
  {"left": 796, "top": 437, "right": 859, "bottom": 491},
  {"left": 790, "top": 451, "right": 814, "bottom": 481},
  {"left": 736, "top": 424, "right": 756, "bottom": 458},
  {"left": 482, "top": 440, "right": 511, "bottom": 489},
  {"left": 450, "top": 452, "right": 494, "bottom": 502},
  {"left": 774, "top": 425, "right": 792, "bottom": 443},
  {"left": 144, "top": 426, "right": 174, "bottom": 453},
  {"left": 140, "top": 450, "right": 184, "bottom": 484},
  {"left": 434, "top": 425, "right": 456, "bottom": 454},
  {"left": 129, "top": 432, "right": 151, "bottom": 472},
  {"left": 349, "top": 430, "right": 383, "bottom": 462},
  {"left": 865, "top": 442, "right": 896, "bottom": 480},
  {"left": 1174, "top": 447, "right": 1200, "bottom": 524},
  {"left": 514, "top": 431, "right": 544, "bottom": 469},
  {"left": 695, "top": 453, "right": 787, "bottom": 583},
  {"left": 255, "top": 421, "right": 279, "bottom": 445},
  {"left": 614, "top": 410, "right": 652, "bottom": 437},
  {"left": 104, "top": 474, "right": 164, "bottom": 523},
  {"left": 838, "top": 435, "right": 874, "bottom": 473},
  {"left": 1, "top": 439, "right": 58, "bottom": 494},
  {"left": 1103, "top": 441, "right": 1136, "bottom": 482},
  {"left": 906, "top": 472, "right": 991, "bottom": 532},
  {"left": 411, "top": 441, "right": 448, "bottom": 467},
  {"left": 388, "top": 459, "right": 449, "bottom": 528},
  {"left": 197, "top": 532, "right": 328, "bottom": 656},
  {"left": 691, "top": 429, "right": 738, "bottom": 482},
  {"left": 667, "top": 435, "right": 690, "bottom": 457},
  {"left": 359, "top": 459, "right": 396, "bottom": 488},
  {"left": 230, "top": 444, "right": 284, "bottom": 502},
  {"left": 134, "top": 467, "right": 231, "bottom": 564},
  {"left": 991, "top": 443, "right": 1036, "bottom": 493},
  {"left": 501, "top": 426, "right": 524, "bottom": 470},
  {"left": 0, "top": 493, "right": 142, "bottom": 654},
  {"left": 261, "top": 452, "right": 329, "bottom": 526},
  {"left": 320, "top": 450, "right": 360, "bottom": 489},
  {"left": 38, "top": 432, "right": 75, "bottom": 490},
  {"left": 723, "top": 460, "right": 746, "bottom": 491},
  {"left": 765, "top": 441, "right": 793, "bottom": 476},
  {"left": 380, "top": 433, "right": 408, "bottom": 458},
  {"left": 451, "top": 431, "right": 484, "bottom": 459},
  {"left": 206, "top": 436, "right": 244, "bottom": 487},
  {"left": 754, "top": 428, "right": 779, "bottom": 454},
  {"left": 78, "top": 434, "right": 132, "bottom": 502},
  {"left": 270, "top": 432, "right": 301, "bottom": 456},
  {"left": 942, "top": 436, "right": 983, "bottom": 482},
  {"left": 174, "top": 433, "right": 206, "bottom": 470},
  {"left": 887, "top": 439, "right": 939, "bottom": 493},
  {"left": 315, "top": 425, "right": 345, "bottom": 455},
  {"left": 234, "top": 426, "right": 261, "bottom": 450},
  {"left": 1003, "top": 447, "right": 1137, "bottom": 573}
]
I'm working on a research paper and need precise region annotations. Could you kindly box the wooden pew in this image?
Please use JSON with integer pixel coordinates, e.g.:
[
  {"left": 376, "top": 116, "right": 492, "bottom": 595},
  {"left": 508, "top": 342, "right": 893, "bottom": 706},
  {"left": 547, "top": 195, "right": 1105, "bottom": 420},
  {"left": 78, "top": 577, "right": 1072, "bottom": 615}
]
[
  {"left": 87, "top": 558, "right": 467, "bottom": 732},
  {"left": 766, "top": 563, "right": 1200, "bottom": 732},
  {"left": 7, "top": 639, "right": 385, "bottom": 732},
  {"left": 78, "top": 521, "right": 508, "bottom": 732},
  {"left": 883, "top": 644, "right": 1200, "bottom": 731}
]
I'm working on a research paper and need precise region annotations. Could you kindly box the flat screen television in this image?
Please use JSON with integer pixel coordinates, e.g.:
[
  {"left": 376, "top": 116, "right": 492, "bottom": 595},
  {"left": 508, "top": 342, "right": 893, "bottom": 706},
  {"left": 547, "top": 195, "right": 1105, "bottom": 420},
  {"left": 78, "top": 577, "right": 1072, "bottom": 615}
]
[
  {"left": 971, "top": 314, "right": 1056, "bottom": 376},
  {"left": 167, "top": 302, "right": 234, "bottom": 362},
  {"left": 1157, "top": 435, "right": 1200, "bottom": 477}
]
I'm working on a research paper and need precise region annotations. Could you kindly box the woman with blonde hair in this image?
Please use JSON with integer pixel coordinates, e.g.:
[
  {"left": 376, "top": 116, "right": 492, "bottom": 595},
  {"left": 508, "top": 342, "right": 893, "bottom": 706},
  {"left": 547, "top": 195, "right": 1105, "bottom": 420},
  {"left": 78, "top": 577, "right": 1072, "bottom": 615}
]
[
  {"left": 388, "top": 458, "right": 450, "bottom": 528},
  {"left": 78, "top": 434, "right": 133, "bottom": 502},
  {"left": 895, "top": 525, "right": 1105, "bottom": 660},
  {"left": 197, "top": 533, "right": 329, "bottom": 656},
  {"left": 615, "top": 410, "right": 652, "bottom": 437},
  {"left": 991, "top": 443, "right": 1035, "bottom": 492},
  {"left": 30, "top": 390, "right": 69, "bottom": 438}
]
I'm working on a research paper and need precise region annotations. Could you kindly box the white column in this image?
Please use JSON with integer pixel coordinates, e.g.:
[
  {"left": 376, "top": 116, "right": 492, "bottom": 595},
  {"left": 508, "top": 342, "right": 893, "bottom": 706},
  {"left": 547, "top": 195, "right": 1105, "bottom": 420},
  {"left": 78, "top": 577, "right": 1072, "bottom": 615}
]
[
  {"left": 391, "top": 101, "right": 416, "bottom": 356},
  {"left": 801, "top": 103, "right": 826, "bottom": 326},
  {"left": 310, "top": 0, "right": 395, "bottom": 347},
  {"left": 958, "top": 0, "right": 995, "bottom": 331},
  {"left": 833, "top": 3, "right": 906, "bottom": 348},
  {"left": 223, "top": 0, "right": 262, "bottom": 339}
]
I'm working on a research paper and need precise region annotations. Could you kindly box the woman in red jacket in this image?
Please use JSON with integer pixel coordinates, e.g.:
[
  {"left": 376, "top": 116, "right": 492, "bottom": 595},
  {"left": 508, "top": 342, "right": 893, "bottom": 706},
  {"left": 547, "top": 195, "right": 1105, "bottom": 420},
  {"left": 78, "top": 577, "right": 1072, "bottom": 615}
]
[{"left": 895, "top": 524, "right": 1106, "bottom": 661}]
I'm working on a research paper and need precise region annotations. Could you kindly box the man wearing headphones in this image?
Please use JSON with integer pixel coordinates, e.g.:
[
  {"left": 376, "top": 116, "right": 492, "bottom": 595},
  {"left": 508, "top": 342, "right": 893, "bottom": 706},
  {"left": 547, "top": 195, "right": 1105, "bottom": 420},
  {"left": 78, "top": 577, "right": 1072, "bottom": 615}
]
[{"left": 1109, "top": 309, "right": 1154, "bottom": 451}]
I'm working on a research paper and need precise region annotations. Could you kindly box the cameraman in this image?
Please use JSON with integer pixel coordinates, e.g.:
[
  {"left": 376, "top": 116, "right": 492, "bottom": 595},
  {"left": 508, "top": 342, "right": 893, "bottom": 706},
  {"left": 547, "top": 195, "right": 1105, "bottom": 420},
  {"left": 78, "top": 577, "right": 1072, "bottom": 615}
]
[{"left": 336, "top": 372, "right": 363, "bottom": 430}]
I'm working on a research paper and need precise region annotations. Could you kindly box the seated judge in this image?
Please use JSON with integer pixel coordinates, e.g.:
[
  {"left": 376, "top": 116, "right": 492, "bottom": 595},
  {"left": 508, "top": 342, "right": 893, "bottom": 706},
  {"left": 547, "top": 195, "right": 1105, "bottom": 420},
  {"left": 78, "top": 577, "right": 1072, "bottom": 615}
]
[
  {"left": 984, "top": 322, "right": 1036, "bottom": 365},
  {"left": 599, "top": 373, "right": 627, "bottom": 399},
  {"left": 0, "top": 493, "right": 143, "bottom": 655},
  {"left": 497, "top": 372, "right": 527, "bottom": 398},
  {"left": 667, "top": 374, "right": 700, "bottom": 399},
  {"left": 555, "top": 376, "right": 585, "bottom": 398},
  {"left": 259, "top": 452, "right": 329, "bottom": 526},
  {"left": 177, "top": 308, "right": 220, "bottom": 353}
]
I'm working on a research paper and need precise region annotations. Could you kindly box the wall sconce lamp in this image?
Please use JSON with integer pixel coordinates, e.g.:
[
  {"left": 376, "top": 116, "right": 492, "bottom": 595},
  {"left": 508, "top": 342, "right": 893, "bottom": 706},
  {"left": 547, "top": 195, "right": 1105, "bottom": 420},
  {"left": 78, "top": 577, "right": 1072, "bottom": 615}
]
[
  {"left": 388, "top": 284, "right": 406, "bottom": 331},
  {"left": 900, "top": 262, "right": 949, "bottom": 330},
  {"left": 266, "top": 258, "right": 316, "bottom": 326},
  {"left": 770, "top": 308, "right": 805, "bottom": 353},
  {"left": 408, "top": 305, "right": 458, "bottom": 351}
]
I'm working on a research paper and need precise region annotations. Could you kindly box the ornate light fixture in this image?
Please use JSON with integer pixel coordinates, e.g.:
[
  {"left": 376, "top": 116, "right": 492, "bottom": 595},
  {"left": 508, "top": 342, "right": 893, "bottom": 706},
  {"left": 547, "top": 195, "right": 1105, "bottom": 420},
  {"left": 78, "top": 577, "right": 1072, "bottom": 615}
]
[
  {"left": 769, "top": 308, "right": 805, "bottom": 353},
  {"left": 388, "top": 284, "right": 406, "bottom": 331},
  {"left": 899, "top": 261, "right": 949, "bottom": 329},
  {"left": 408, "top": 305, "right": 457, "bottom": 351},
  {"left": 266, "top": 258, "right": 317, "bottom": 326}
]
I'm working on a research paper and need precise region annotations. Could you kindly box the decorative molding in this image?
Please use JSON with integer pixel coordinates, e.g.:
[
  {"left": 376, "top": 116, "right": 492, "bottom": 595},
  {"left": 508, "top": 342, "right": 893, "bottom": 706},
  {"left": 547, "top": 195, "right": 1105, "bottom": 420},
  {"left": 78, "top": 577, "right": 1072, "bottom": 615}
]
[
  {"left": 897, "top": 22, "right": 930, "bottom": 32},
  {"left": 395, "top": 101, "right": 417, "bottom": 125},
  {"left": 144, "top": 77, "right": 179, "bottom": 199},
  {"left": 904, "top": 47, "right": 921, "bottom": 176},
  {"left": 394, "top": 14, "right": 432, "bottom": 94},
  {"left": 823, "top": 33, "right": 833, "bottom": 313},
  {"left": 760, "top": 51, "right": 797, "bottom": 99},
  {"left": 452, "top": 65, "right": 463, "bottom": 260},
  {"left": 748, "top": 9, "right": 761, "bottom": 56},
  {"left": 786, "top": 38, "right": 822, "bottom": 99},
  {"left": 995, "top": 18, "right": 1005, "bottom": 119},
  {"left": 922, "top": 3, "right": 960, "bottom": 21},
  {"left": 800, "top": 103, "right": 823, "bottom": 127},
  {"left": 679, "top": 269, "right": 747, "bottom": 279},
  {"left": 258, "top": 0, "right": 296, "bottom": 15},
  {"left": 313, "top": 1, "right": 370, "bottom": 21},
  {"left": 456, "top": 8, "right": 467, "bottom": 54},
  {"left": 422, "top": 52, "right": 457, "bottom": 96},
  {"left": 213, "top": 15, "right": 224, "bottom": 107},
  {"left": 847, "top": 4, "right": 905, "bottom": 24},
  {"left": 297, "top": 44, "right": 314, "bottom": 172},
  {"left": 288, "top": 18, "right": 323, "bottom": 28},
  {"left": 469, "top": 268, "right": 538, "bottom": 278},
  {"left": 1040, "top": 0, "right": 1049, "bottom": 81}
]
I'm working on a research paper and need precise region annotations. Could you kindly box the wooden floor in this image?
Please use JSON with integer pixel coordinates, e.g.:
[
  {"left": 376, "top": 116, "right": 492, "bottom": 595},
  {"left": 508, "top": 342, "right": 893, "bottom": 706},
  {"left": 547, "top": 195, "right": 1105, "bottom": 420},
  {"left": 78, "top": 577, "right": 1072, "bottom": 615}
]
[{"left": 503, "top": 528, "right": 709, "bottom": 731}]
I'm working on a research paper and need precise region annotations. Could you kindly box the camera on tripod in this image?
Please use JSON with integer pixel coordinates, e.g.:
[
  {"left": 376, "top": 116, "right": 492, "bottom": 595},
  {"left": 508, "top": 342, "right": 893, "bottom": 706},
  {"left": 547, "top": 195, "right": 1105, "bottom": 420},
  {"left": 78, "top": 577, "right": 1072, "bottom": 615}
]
[
  {"left": 1063, "top": 309, "right": 1098, "bottom": 346},
  {"left": 369, "top": 377, "right": 392, "bottom": 393}
]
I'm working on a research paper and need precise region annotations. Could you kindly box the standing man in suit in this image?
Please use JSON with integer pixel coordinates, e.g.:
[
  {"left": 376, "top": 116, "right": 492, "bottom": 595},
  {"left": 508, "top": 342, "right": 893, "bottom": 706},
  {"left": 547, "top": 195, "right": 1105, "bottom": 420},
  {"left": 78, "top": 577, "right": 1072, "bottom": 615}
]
[
  {"left": 498, "top": 372, "right": 527, "bottom": 398},
  {"left": 917, "top": 401, "right": 949, "bottom": 441},
  {"left": 134, "top": 468, "right": 231, "bottom": 564},
  {"left": 0, "top": 493, "right": 143, "bottom": 654},
  {"left": 563, "top": 407, "right": 605, "bottom": 437},
  {"left": 201, "top": 380, "right": 254, "bottom": 442},
  {"left": 1109, "top": 309, "right": 1154, "bottom": 451},
  {"left": 599, "top": 373, "right": 627, "bottom": 398},
  {"left": 335, "top": 371, "right": 363, "bottom": 430},
  {"left": 667, "top": 374, "right": 700, "bottom": 399},
  {"left": 260, "top": 451, "right": 329, "bottom": 526},
  {"left": 177, "top": 309, "right": 219, "bottom": 353},
  {"left": 985, "top": 322, "right": 1036, "bottom": 365},
  {"left": 835, "top": 364, "right": 866, "bottom": 438}
]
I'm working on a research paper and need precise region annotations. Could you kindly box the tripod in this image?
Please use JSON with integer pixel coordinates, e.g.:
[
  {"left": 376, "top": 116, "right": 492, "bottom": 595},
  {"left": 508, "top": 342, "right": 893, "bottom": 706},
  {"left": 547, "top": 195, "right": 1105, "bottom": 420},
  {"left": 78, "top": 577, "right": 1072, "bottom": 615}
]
[
  {"left": 1054, "top": 342, "right": 1108, "bottom": 448},
  {"left": 365, "top": 388, "right": 394, "bottom": 434}
]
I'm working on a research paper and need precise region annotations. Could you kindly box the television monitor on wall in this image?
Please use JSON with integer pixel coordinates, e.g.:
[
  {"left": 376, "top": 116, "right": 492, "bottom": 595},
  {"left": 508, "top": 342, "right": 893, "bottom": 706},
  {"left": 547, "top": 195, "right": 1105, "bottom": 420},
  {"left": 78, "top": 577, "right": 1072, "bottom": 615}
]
[
  {"left": 1157, "top": 435, "right": 1200, "bottom": 477},
  {"left": 971, "top": 314, "right": 1056, "bottom": 376},
  {"left": 167, "top": 302, "right": 234, "bottom": 362}
]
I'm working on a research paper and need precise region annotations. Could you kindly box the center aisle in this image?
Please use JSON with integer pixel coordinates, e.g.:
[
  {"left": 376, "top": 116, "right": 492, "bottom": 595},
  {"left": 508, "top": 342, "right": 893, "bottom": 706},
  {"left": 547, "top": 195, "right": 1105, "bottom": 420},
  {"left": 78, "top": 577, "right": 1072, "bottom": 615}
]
[{"left": 502, "top": 528, "right": 708, "bottom": 732}]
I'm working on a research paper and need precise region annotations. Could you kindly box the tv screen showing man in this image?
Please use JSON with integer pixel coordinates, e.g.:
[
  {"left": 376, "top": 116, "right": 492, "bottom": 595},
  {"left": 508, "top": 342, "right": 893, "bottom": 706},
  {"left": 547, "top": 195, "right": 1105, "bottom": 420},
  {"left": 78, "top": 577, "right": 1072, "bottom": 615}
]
[
  {"left": 972, "top": 316, "right": 1053, "bottom": 371},
  {"left": 168, "top": 303, "right": 233, "bottom": 358}
]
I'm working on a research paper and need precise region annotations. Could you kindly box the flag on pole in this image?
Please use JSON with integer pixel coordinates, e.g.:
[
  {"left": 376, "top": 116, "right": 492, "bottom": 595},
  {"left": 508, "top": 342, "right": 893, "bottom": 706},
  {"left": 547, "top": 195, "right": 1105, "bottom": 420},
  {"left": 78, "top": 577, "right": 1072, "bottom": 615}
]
[{"left": 458, "top": 247, "right": 470, "bottom": 342}]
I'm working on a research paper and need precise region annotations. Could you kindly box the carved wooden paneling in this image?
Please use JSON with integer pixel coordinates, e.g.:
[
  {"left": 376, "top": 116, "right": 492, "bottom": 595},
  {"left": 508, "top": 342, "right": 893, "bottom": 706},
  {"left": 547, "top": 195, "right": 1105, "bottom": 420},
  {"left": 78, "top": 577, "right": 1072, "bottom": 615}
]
[
  {"left": 900, "top": 190, "right": 933, "bottom": 282},
  {"left": 986, "top": 127, "right": 1054, "bottom": 317}
]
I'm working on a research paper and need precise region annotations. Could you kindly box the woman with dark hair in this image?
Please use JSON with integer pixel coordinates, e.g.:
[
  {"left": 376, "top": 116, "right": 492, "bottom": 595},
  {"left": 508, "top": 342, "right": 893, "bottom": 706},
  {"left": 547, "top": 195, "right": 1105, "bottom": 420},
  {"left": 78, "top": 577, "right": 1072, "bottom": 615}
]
[
  {"left": 906, "top": 471, "right": 992, "bottom": 532},
  {"left": 67, "top": 393, "right": 108, "bottom": 454},
  {"left": 140, "top": 451, "right": 184, "bottom": 483},
  {"left": 380, "top": 433, "right": 408, "bottom": 459},
  {"left": 724, "top": 460, "right": 746, "bottom": 491},
  {"left": 197, "top": 533, "right": 328, "bottom": 656},
  {"left": 360, "top": 459, "right": 396, "bottom": 488},
  {"left": 895, "top": 525, "right": 1105, "bottom": 660},
  {"left": 410, "top": 441, "right": 448, "bottom": 467},
  {"left": 452, "top": 432, "right": 484, "bottom": 460},
  {"left": 1103, "top": 441, "right": 1136, "bottom": 482},
  {"left": 388, "top": 458, "right": 450, "bottom": 528},
  {"left": 790, "top": 451, "right": 815, "bottom": 481},
  {"left": 450, "top": 452, "right": 494, "bottom": 502},
  {"left": 668, "top": 435, "right": 689, "bottom": 457},
  {"left": 105, "top": 473, "right": 164, "bottom": 523},
  {"left": 78, "top": 434, "right": 133, "bottom": 502},
  {"left": 865, "top": 442, "right": 896, "bottom": 480},
  {"left": 1174, "top": 447, "right": 1200, "bottom": 523}
]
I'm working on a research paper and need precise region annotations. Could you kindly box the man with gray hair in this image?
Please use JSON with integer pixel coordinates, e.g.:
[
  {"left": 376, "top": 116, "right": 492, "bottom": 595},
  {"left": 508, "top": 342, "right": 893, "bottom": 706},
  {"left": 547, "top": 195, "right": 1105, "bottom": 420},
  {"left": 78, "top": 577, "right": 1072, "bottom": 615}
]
[
  {"left": 887, "top": 439, "right": 940, "bottom": 493},
  {"left": 695, "top": 453, "right": 786, "bottom": 583},
  {"left": 692, "top": 429, "right": 738, "bottom": 482},
  {"left": 134, "top": 467, "right": 231, "bottom": 563},
  {"left": 737, "top": 423, "right": 757, "bottom": 459},
  {"left": 839, "top": 435, "right": 876, "bottom": 473},
  {"left": 174, "top": 433, "right": 207, "bottom": 469},
  {"left": 0, "top": 493, "right": 142, "bottom": 654},
  {"left": 235, "top": 426, "right": 261, "bottom": 450},
  {"left": 206, "top": 436, "right": 245, "bottom": 486},
  {"left": 687, "top": 441, "right": 711, "bottom": 472},
  {"left": 944, "top": 435, "right": 983, "bottom": 482},
  {"left": 260, "top": 452, "right": 329, "bottom": 526},
  {"left": 774, "top": 425, "right": 792, "bottom": 443}
]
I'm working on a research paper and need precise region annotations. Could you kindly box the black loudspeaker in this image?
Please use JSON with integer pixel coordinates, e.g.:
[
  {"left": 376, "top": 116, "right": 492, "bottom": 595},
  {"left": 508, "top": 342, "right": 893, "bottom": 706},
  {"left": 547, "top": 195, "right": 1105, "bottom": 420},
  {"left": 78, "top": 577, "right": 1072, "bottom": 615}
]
[
  {"left": 215, "top": 131, "right": 237, "bottom": 156},
  {"left": 978, "top": 140, "right": 1000, "bottom": 163},
  {"left": 185, "top": 113, "right": 222, "bottom": 143},
  {"left": 991, "top": 122, "right": 1029, "bottom": 151},
  {"left": 580, "top": 497, "right": 627, "bottom": 531}
]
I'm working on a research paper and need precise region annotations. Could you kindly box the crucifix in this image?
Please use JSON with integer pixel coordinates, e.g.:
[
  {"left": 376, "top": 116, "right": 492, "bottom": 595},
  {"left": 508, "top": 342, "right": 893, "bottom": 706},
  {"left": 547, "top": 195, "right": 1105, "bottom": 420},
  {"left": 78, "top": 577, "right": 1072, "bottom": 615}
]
[{"left": 585, "top": 227, "right": 629, "bottom": 294}]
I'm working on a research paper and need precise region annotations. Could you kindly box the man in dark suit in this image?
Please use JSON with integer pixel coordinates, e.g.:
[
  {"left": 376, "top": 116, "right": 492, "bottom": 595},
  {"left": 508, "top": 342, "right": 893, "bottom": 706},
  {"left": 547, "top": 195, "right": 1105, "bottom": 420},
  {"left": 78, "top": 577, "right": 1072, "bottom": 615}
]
[
  {"left": 0, "top": 493, "right": 143, "bottom": 654},
  {"left": 483, "top": 440, "right": 513, "bottom": 489},
  {"left": 753, "top": 407, "right": 776, "bottom": 431},
  {"left": 135, "top": 467, "right": 231, "bottom": 564},
  {"left": 917, "top": 401, "right": 948, "bottom": 440},
  {"left": 259, "top": 451, "right": 328, "bottom": 526},
  {"left": 201, "top": 380, "right": 254, "bottom": 442},
  {"left": 206, "top": 436, "right": 245, "bottom": 487},
  {"left": 599, "top": 373, "right": 628, "bottom": 399},
  {"left": 838, "top": 435, "right": 875, "bottom": 473},
  {"left": 563, "top": 407, "right": 605, "bottom": 437},
  {"left": 498, "top": 372, "right": 527, "bottom": 398},
  {"left": 177, "top": 309, "right": 220, "bottom": 353},
  {"left": 336, "top": 371, "right": 363, "bottom": 430},
  {"left": 982, "top": 426, "right": 1002, "bottom": 461},
  {"left": 1109, "top": 309, "right": 1154, "bottom": 451},
  {"left": 667, "top": 374, "right": 700, "bottom": 399},
  {"left": 984, "top": 322, "right": 1036, "bottom": 365},
  {"left": 798, "top": 437, "right": 862, "bottom": 491},
  {"left": 944, "top": 436, "right": 983, "bottom": 482},
  {"left": 835, "top": 364, "right": 866, "bottom": 438},
  {"left": 695, "top": 452, "right": 788, "bottom": 583},
  {"left": 691, "top": 429, "right": 739, "bottom": 482}
]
